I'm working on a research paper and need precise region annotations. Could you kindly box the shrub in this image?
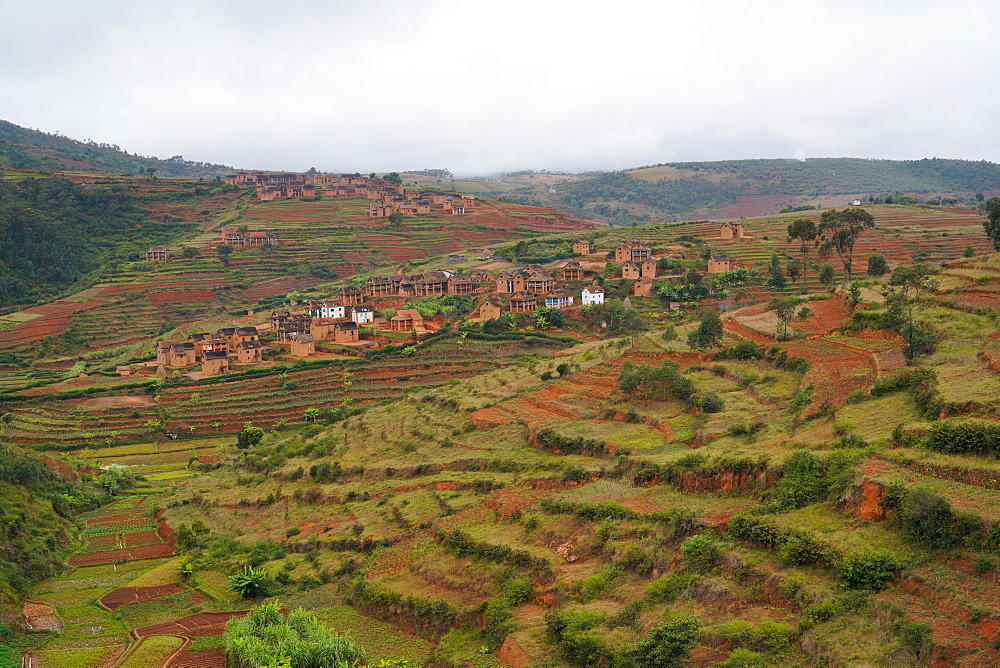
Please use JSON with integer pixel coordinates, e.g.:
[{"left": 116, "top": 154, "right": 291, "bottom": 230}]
[
  {"left": 839, "top": 548, "right": 902, "bottom": 591},
  {"left": 645, "top": 572, "right": 700, "bottom": 603},
  {"left": 228, "top": 565, "right": 268, "bottom": 599},
  {"left": 900, "top": 487, "right": 957, "bottom": 548},
  {"left": 699, "top": 393, "right": 725, "bottom": 413},
  {"left": 681, "top": 534, "right": 720, "bottom": 572},
  {"left": 632, "top": 615, "right": 701, "bottom": 667},
  {"left": 896, "top": 621, "right": 933, "bottom": 657},
  {"left": 975, "top": 554, "right": 997, "bottom": 575}
]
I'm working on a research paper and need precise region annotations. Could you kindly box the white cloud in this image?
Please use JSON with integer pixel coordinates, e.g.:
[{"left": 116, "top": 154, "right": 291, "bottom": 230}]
[{"left": 1, "top": 0, "right": 999, "bottom": 173}]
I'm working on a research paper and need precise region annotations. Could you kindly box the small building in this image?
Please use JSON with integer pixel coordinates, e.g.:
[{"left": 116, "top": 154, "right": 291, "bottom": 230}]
[
  {"left": 201, "top": 350, "right": 230, "bottom": 376},
  {"left": 496, "top": 270, "right": 527, "bottom": 294},
  {"left": 720, "top": 221, "right": 745, "bottom": 239},
  {"left": 333, "top": 321, "right": 360, "bottom": 344},
  {"left": 145, "top": 247, "right": 170, "bottom": 261},
  {"left": 544, "top": 289, "right": 574, "bottom": 310},
  {"left": 632, "top": 277, "right": 655, "bottom": 297},
  {"left": 508, "top": 291, "right": 538, "bottom": 313},
  {"left": 525, "top": 272, "right": 556, "bottom": 295},
  {"left": 707, "top": 255, "right": 731, "bottom": 274},
  {"left": 615, "top": 240, "right": 651, "bottom": 264},
  {"left": 581, "top": 285, "right": 605, "bottom": 306},
  {"left": 559, "top": 260, "right": 583, "bottom": 282},
  {"left": 389, "top": 309, "right": 423, "bottom": 332},
  {"left": 288, "top": 333, "right": 316, "bottom": 357},
  {"left": 336, "top": 286, "right": 363, "bottom": 305},
  {"left": 166, "top": 342, "right": 196, "bottom": 367},
  {"left": 622, "top": 261, "right": 642, "bottom": 280},
  {"left": 447, "top": 275, "right": 474, "bottom": 295},
  {"left": 350, "top": 305, "right": 375, "bottom": 325},
  {"left": 573, "top": 239, "right": 592, "bottom": 255},
  {"left": 233, "top": 340, "right": 263, "bottom": 364},
  {"left": 366, "top": 276, "right": 396, "bottom": 297},
  {"left": 306, "top": 300, "right": 346, "bottom": 320},
  {"left": 308, "top": 317, "right": 340, "bottom": 340},
  {"left": 477, "top": 296, "right": 503, "bottom": 321}
]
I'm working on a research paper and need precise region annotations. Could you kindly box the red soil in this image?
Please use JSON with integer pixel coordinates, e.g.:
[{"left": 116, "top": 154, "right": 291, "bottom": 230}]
[
  {"left": 148, "top": 289, "right": 217, "bottom": 306},
  {"left": 99, "top": 584, "right": 187, "bottom": 611},
  {"left": 134, "top": 610, "right": 250, "bottom": 638},
  {"left": 167, "top": 647, "right": 227, "bottom": 668}
]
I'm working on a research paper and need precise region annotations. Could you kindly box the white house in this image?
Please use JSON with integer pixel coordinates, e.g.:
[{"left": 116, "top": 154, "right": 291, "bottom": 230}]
[
  {"left": 350, "top": 305, "right": 375, "bottom": 325},
  {"left": 581, "top": 285, "right": 605, "bottom": 306},
  {"left": 307, "top": 300, "right": 345, "bottom": 319}
]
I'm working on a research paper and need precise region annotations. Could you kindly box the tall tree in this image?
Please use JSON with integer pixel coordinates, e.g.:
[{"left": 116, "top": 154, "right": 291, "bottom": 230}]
[
  {"left": 767, "top": 253, "right": 787, "bottom": 290},
  {"left": 787, "top": 218, "right": 818, "bottom": 292},
  {"left": 982, "top": 197, "right": 1000, "bottom": 250},
  {"left": 818, "top": 208, "right": 875, "bottom": 283},
  {"left": 687, "top": 308, "right": 723, "bottom": 350},
  {"left": 886, "top": 264, "right": 937, "bottom": 360}
]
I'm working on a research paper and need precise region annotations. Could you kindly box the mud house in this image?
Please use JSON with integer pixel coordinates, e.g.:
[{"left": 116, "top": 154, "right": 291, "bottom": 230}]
[
  {"left": 188, "top": 333, "right": 227, "bottom": 357},
  {"left": 720, "top": 221, "right": 745, "bottom": 239},
  {"left": 145, "top": 247, "right": 170, "bottom": 261},
  {"left": 622, "top": 261, "right": 642, "bottom": 280},
  {"left": 365, "top": 276, "right": 396, "bottom": 297},
  {"left": 632, "top": 277, "right": 655, "bottom": 297},
  {"left": 339, "top": 286, "right": 365, "bottom": 306},
  {"left": 707, "top": 255, "right": 731, "bottom": 274},
  {"left": 157, "top": 341, "right": 196, "bottom": 367},
  {"left": 201, "top": 350, "right": 230, "bottom": 376},
  {"left": 234, "top": 340, "right": 263, "bottom": 364},
  {"left": 496, "top": 270, "right": 528, "bottom": 294},
  {"left": 229, "top": 327, "right": 259, "bottom": 348},
  {"left": 581, "top": 284, "right": 605, "bottom": 306},
  {"left": 641, "top": 259, "right": 657, "bottom": 279},
  {"left": 308, "top": 318, "right": 339, "bottom": 340},
  {"left": 389, "top": 309, "right": 424, "bottom": 332},
  {"left": 525, "top": 271, "right": 556, "bottom": 295},
  {"left": 476, "top": 296, "right": 503, "bottom": 321},
  {"left": 333, "top": 321, "right": 360, "bottom": 344},
  {"left": 615, "top": 240, "right": 651, "bottom": 264},
  {"left": 573, "top": 239, "right": 592, "bottom": 255},
  {"left": 447, "top": 275, "right": 475, "bottom": 295},
  {"left": 412, "top": 272, "right": 450, "bottom": 296},
  {"left": 508, "top": 291, "right": 538, "bottom": 313},
  {"left": 559, "top": 260, "right": 583, "bottom": 282},
  {"left": 288, "top": 333, "right": 316, "bottom": 357}
]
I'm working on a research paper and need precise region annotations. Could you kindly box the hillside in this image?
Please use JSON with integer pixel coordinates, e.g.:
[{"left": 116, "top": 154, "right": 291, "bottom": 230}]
[
  {"left": 0, "top": 119, "right": 232, "bottom": 177},
  {"left": 8, "top": 187, "right": 1000, "bottom": 665},
  {"left": 544, "top": 158, "right": 1000, "bottom": 222}
]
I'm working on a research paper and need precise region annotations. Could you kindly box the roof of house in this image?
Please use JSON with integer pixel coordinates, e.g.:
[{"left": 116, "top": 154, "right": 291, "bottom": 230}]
[
  {"left": 216, "top": 328, "right": 236, "bottom": 336},
  {"left": 710, "top": 255, "right": 730, "bottom": 261},
  {"left": 148, "top": 246, "right": 167, "bottom": 252},
  {"left": 623, "top": 261, "right": 639, "bottom": 269},
  {"left": 188, "top": 333, "right": 211, "bottom": 341},
  {"left": 171, "top": 343, "right": 195, "bottom": 353},
  {"left": 291, "top": 333, "right": 316, "bottom": 343},
  {"left": 235, "top": 327, "right": 258, "bottom": 337},
  {"left": 351, "top": 305, "right": 374, "bottom": 313},
  {"left": 336, "top": 321, "right": 359, "bottom": 330},
  {"left": 237, "top": 341, "right": 263, "bottom": 349},
  {"left": 509, "top": 291, "right": 538, "bottom": 301},
  {"left": 546, "top": 289, "right": 572, "bottom": 299},
  {"left": 340, "top": 286, "right": 363, "bottom": 295},
  {"left": 203, "top": 350, "right": 229, "bottom": 360},
  {"left": 391, "top": 309, "right": 423, "bottom": 321},
  {"left": 583, "top": 286, "right": 604, "bottom": 295}
]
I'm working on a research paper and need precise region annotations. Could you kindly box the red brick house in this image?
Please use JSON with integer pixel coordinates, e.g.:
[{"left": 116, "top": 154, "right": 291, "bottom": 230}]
[
  {"left": 508, "top": 292, "right": 538, "bottom": 313},
  {"left": 447, "top": 275, "right": 474, "bottom": 295},
  {"left": 339, "top": 286, "right": 365, "bottom": 305},
  {"left": 234, "top": 340, "right": 263, "bottom": 364},
  {"left": 476, "top": 296, "right": 503, "bottom": 321},
  {"left": 201, "top": 350, "right": 230, "bottom": 375},
  {"left": 559, "top": 260, "right": 583, "bottom": 282},
  {"left": 615, "top": 240, "right": 651, "bottom": 264},
  {"left": 707, "top": 255, "right": 731, "bottom": 274},
  {"left": 288, "top": 333, "right": 316, "bottom": 357},
  {"left": 573, "top": 239, "right": 592, "bottom": 255},
  {"left": 333, "top": 321, "right": 359, "bottom": 344},
  {"left": 496, "top": 270, "right": 528, "bottom": 294},
  {"left": 389, "top": 309, "right": 424, "bottom": 332},
  {"left": 622, "top": 261, "right": 641, "bottom": 280}
]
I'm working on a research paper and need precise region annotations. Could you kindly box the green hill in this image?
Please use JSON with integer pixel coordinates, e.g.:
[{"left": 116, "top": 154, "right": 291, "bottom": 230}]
[{"left": 0, "top": 119, "right": 233, "bottom": 177}]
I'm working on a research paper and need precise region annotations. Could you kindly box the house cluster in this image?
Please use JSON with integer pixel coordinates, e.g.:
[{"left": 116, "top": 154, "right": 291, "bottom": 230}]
[
  {"left": 156, "top": 326, "right": 264, "bottom": 376},
  {"left": 221, "top": 170, "right": 476, "bottom": 214},
  {"left": 220, "top": 227, "right": 277, "bottom": 247},
  {"left": 612, "top": 240, "right": 658, "bottom": 297},
  {"left": 365, "top": 271, "right": 478, "bottom": 298}
]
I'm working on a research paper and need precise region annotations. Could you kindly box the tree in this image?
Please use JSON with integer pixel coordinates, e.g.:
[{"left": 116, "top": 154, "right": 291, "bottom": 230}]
[
  {"left": 767, "top": 253, "right": 786, "bottom": 290},
  {"left": 387, "top": 212, "right": 404, "bottom": 228},
  {"left": 787, "top": 258, "right": 802, "bottom": 283},
  {"left": 632, "top": 615, "right": 701, "bottom": 667},
  {"left": 180, "top": 246, "right": 199, "bottom": 259},
  {"left": 867, "top": 254, "right": 888, "bottom": 277},
  {"left": 982, "top": 197, "right": 1000, "bottom": 250},
  {"left": 217, "top": 244, "right": 234, "bottom": 264},
  {"left": 818, "top": 208, "right": 875, "bottom": 283},
  {"left": 237, "top": 424, "right": 265, "bottom": 449},
  {"left": 304, "top": 407, "right": 320, "bottom": 422},
  {"left": 818, "top": 264, "right": 835, "bottom": 286},
  {"left": 384, "top": 172, "right": 402, "bottom": 184},
  {"left": 687, "top": 309, "right": 723, "bottom": 350},
  {"left": 886, "top": 264, "right": 937, "bottom": 360},
  {"left": 787, "top": 218, "right": 818, "bottom": 292},
  {"left": 769, "top": 296, "right": 800, "bottom": 340}
]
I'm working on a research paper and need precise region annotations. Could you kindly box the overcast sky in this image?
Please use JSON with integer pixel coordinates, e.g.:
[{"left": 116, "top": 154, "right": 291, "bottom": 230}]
[{"left": 2, "top": 0, "right": 998, "bottom": 175}]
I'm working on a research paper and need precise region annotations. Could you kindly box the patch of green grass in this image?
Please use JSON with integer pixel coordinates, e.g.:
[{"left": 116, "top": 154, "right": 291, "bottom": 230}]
[
  {"left": 29, "top": 646, "right": 122, "bottom": 667},
  {"left": 118, "top": 635, "right": 184, "bottom": 668},
  {"left": 313, "top": 605, "right": 435, "bottom": 665}
]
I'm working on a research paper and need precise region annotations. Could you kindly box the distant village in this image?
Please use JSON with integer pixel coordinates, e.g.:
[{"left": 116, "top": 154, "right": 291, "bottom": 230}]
[{"left": 136, "top": 170, "right": 749, "bottom": 378}]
